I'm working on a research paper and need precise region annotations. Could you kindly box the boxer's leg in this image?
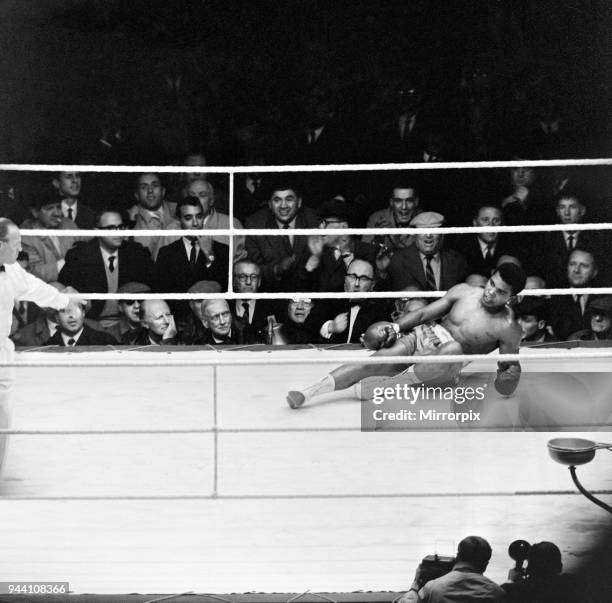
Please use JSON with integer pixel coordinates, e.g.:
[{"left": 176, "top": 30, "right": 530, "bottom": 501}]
[
  {"left": 287, "top": 339, "right": 412, "bottom": 409},
  {"left": 0, "top": 342, "right": 15, "bottom": 472},
  {"left": 359, "top": 341, "right": 465, "bottom": 401}
]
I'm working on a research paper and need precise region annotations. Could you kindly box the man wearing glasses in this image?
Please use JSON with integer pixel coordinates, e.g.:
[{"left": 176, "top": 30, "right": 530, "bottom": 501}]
[
  {"left": 314, "top": 258, "right": 390, "bottom": 344},
  {"left": 59, "top": 209, "right": 154, "bottom": 330},
  {"left": 230, "top": 260, "right": 277, "bottom": 344}
]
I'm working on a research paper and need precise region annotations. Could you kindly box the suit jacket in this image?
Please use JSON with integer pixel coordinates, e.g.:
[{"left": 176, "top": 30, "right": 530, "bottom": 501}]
[
  {"left": 454, "top": 235, "right": 519, "bottom": 278},
  {"left": 66, "top": 201, "right": 97, "bottom": 229},
  {"left": 388, "top": 245, "right": 469, "bottom": 291},
  {"left": 11, "top": 315, "right": 53, "bottom": 347},
  {"left": 181, "top": 318, "right": 241, "bottom": 346},
  {"left": 283, "top": 122, "right": 349, "bottom": 165},
  {"left": 365, "top": 113, "right": 427, "bottom": 163},
  {"left": 550, "top": 293, "right": 600, "bottom": 341},
  {"left": 20, "top": 217, "right": 79, "bottom": 282},
  {"left": 312, "top": 299, "right": 391, "bottom": 344},
  {"left": 59, "top": 238, "right": 154, "bottom": 319},
  {"left": 530, "top": 230, "right": 607, "bottom": 286},
  {"left": 46, "top": 324, "right": 118, "bottom": 346},
  {"left": 245, "top": 207, "right": 321, "bottom": 291},
  {"left": 155, "top": 238, "right": 229, "bottom": 324},
  {"left": 229, "top": 299, "right": 278, "bottom": 344}
]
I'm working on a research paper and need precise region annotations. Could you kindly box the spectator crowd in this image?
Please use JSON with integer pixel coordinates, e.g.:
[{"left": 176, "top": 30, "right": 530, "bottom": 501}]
[{"left": 2, "top": 167, "right": 611, "bottom": 348}]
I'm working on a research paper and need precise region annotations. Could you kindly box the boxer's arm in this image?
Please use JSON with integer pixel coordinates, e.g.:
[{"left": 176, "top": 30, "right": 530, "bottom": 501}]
[
  {"left": 495, "top": 325, "right": 523, "bottom": 396},
  {"left": 394, "top": 284, "right": 467, "bottom": 332}
]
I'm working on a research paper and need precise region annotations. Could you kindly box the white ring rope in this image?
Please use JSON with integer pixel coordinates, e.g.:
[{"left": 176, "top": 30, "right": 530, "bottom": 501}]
[
  {"left": 64, "top": 288, "right": 612, "bottom": 300},
  {"left": 19, "top": 222, "right": 612, "bottom": 237},
  {"left": 1, "top": 157, "right": 612, "bottom": 173},
  {"left": 3, "top": 349, "right": 612, "bottom": 368}
]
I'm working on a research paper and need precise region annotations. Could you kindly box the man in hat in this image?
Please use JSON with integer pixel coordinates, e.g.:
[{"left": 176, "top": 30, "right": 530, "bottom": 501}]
[
  {"left": 299, "top": 198, "right": 379, "bottom": 292},
  {"left": 568, "top": 296, "right": 612, "bottom": 341},
  {"left": 516, "top": 298, "right": 556, "bottom": 344},
  {"left": 103, "top": 281, "right": 151, "bottom": 345},
  {"left": 388, "top": 212, "right": 469, "bottom": 291}
]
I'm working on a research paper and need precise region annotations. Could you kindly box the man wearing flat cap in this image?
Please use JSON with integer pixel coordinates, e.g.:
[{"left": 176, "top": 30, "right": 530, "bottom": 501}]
[
  {"left": 568, "top": 296, "right": 612, "bottom": 341},
  {"left": 388, "top": 212, "right": 469, "bottom": 291}
]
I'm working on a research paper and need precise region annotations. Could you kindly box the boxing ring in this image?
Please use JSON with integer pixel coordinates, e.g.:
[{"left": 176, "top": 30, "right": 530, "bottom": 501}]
[
  {"left": 0, "top": 345, "right": 611, "bottom": 596},
  {"left": 1, "top": 158, "right": 612, "bottom": 599}
]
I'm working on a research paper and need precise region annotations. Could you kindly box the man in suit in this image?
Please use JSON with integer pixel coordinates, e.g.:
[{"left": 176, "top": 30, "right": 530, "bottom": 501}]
[
  {"left": 245, "top": 179, "right": 320, "bottom": 291},
  {"left": 52, "top": 171, "right": 96, "bottom": 229},
  {"left": 131, "top": 173, "right": 180, "bottom": 260},
  {"left": 104, "top": 281, "right": 150, "bottom": 345},
  {"left": 131, "top": 299, "right": 179, "bottom": 345},
  {"left": 314, "top": 259, "right": 390, "bottom": 344},
  {"left": 534, "top": 189, "right": 606, "bottom": 286},
  {"left": 362, "top": 182, "right": 421, "bottom": 253},
  {"left": 155, "top": 196, "right": 228, "bottom": 327},
  {"left": 193, "top": 298, "right": 240, "bottom": 346},
  {"left": 59, "top": 209, "right": 154, "bottom": 328},
  {"left": 456, "top": 205, "right": 519, "bottom": 278},
  {"left": 299, "top": 198, "right": 379, "bottom": 292},
  {"left": 230, "top": 259, "right": 277, "bottom": 344},
  {"left": 389, "top": 212, "right": 469, "bottom": 291},
  {"left": 550, "top": 248, "right": 600, "bottom": 340},
  {"left": 46, "top": 300, "right": 118, "bottom": 347},
  {"left": 366, "top": 77, "right": 428, "bottom": 163},
  {"left": 186, "top": 178, "right": 246, "bottom": 262},
  {"left": 20, "top": 194, "right": 79, "bottom": 282}
]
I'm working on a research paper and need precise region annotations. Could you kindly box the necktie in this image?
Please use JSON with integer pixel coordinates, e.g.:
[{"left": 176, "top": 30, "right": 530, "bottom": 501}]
[
  {"left": 425, "top": 257, "right": 437, "bottom": 290},
  {"left": 242, "top": 302, "right": 250, "bottom": 324},
  {"left": 67, "top": 338, "right": 76, "bottom": 347},
  {"left": 308, "top": 130, "right": 316, "bottom": 144},
  {"left": 567, "top": 234, "right": 575, "bottom": 250},
  {"left": 108, "top": 256, "right": 115, "bottom": 272},
  {"left": 282, "top": 222, "right": 292, "bottom": 249},
  {"left": 485, "top": 244, "right": 493, "bottom": 262},
  {"left": 189, "top": 239, "right": 197, "bottom": 264},
  {"left": 67, "top": 207, "right": 73, "bottom": 221}
]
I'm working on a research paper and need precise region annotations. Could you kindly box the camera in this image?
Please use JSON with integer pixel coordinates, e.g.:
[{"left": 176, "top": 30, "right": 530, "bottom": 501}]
[{"left": 419, "top": 553, "right": 456, "bottom": 584}]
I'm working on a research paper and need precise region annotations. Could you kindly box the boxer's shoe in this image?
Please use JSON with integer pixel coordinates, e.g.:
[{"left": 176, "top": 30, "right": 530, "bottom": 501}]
[{"left": 286, "top": 377, "right": 333, "bottom": 409}]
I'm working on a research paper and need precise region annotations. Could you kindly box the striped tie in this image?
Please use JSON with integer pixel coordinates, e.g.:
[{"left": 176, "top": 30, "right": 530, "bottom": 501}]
[{"left": 425, "top": 257, "right": 437, "bottom": 290}]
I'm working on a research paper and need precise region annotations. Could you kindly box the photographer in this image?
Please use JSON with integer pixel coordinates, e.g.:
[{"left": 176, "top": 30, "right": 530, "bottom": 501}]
[
  {"left": 503, "top": 541, "right": 586, "bottom": 603},
  {"left": 399, "top": 536, "right": 505, "bottom": 602}
]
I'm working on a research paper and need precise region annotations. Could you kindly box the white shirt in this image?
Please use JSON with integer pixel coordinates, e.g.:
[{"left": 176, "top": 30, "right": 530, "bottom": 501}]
[
  {"left": 235, "top": 299, "right": 256, "bottom": 323},
  {"left": 563, "top": 231, "right": 579, "bottom": 249},
  {"left": 61, "top": 200, "right": 78, "bottom": 221},
  {"left": 0, "top": 263, "right": 69, "bottom": 343},
  {"left": 478, "top": 239, "right": 495, "bottom": 258},
  {"left": 182, "top": 237, "right": 200, "bottom": 262},
  {"left": 61, "top": 328, "right": 84, "bottom": 346}
]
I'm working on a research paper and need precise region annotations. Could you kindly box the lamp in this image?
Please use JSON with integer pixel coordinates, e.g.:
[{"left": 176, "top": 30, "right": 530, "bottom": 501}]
[{"left": 547, "top": 437, "right": 612, "bottom": 514}]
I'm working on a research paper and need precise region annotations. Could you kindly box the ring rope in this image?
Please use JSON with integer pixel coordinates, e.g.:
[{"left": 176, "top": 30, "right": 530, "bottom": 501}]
[
  {"left": 2, "top": 157, "right": 611, "bottom": 173},
  {"left": 2, "top": 489, "right": 611, "bottom": 502},
  {"left": 19, "top": 222, "right": 612, "bottom": 237},
  {"left": 0, "top": 423, "right": 606, "bottom": 436},
  {"left": 62, "top": 287, "right": 612, "bottom": 300},
  {"left": 3, "top": 349, "right": 612, "bottom": 368}
]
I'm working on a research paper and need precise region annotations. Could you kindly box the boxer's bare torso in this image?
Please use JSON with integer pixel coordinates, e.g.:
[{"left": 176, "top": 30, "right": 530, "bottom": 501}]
[{"left": 438, "top": 285, "right": 520, "bottom": 354}]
